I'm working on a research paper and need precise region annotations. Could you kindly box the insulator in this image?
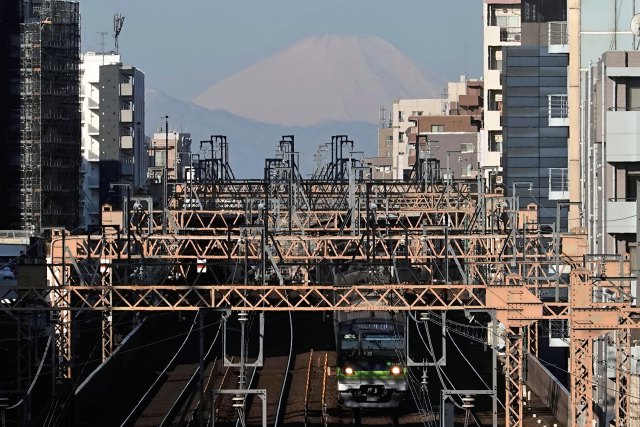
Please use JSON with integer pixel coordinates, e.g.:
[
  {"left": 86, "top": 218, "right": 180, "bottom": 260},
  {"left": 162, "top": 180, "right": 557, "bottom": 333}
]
[
  {"left": 461, "top": 395, "right": 475, "bottom": 409},
  {"left": 232, "top": 395, "right": 245, "bottom": 408}
]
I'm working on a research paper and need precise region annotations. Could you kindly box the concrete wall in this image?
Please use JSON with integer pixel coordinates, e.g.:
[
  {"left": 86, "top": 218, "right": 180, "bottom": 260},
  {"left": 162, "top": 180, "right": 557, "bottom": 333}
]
[
  {"left": 527, "top": 353, "right": 569, "bottom": 426},
  {"left": 73, "top": 313, "right": 192, "bottom": 426}
]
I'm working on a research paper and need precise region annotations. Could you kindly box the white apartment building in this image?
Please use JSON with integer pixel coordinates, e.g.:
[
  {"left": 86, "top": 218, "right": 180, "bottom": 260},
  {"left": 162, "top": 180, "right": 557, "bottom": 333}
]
[
  {"left": 480, "top": 0, "right": 522, "bottom": 176},
  {"left": 80, "top": 52, "right": 145, "bottom": 229},
  {"left": 390, "top": 98, "right": 447, "bottom": 179}
]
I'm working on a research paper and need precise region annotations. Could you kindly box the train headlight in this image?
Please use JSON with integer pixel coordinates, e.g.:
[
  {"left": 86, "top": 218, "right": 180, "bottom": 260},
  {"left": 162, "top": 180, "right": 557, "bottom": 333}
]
[
  {"left": 390, "top": 365, "right": 402, "bottom": 376},
  {"left": 343, "top": 366, "right": 355, "bottom": 375}
]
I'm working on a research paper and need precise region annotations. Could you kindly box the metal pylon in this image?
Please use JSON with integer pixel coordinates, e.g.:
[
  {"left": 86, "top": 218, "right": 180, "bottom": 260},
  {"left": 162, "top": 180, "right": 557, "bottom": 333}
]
[{"left": 504, "top": 326, "right": 524, "bottom": 427}]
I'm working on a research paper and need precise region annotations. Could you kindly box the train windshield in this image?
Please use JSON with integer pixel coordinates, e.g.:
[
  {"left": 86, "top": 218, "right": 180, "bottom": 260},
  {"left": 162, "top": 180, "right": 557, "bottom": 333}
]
[{"left": 340, "top": 333, "right": 404, "bottom": 357}]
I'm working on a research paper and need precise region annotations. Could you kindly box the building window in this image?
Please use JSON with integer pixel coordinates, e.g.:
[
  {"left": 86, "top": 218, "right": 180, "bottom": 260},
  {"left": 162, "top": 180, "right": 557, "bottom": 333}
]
[
  {"left": 489, "top": 47, "right": 502, "bottom": 71},
  {"left": 627, "top": 78, "right": 640, "bottom": 111},
  {"left": 154, "top": 151, "right": 166, "bottom": 167},
  {"left": 385, "top": 136, "right": 393, "bottom": 146},
  {"left": 411, "top": 110, "right": 423, "bottom": 116},
  {"left": 489, "top": 131, "right": 503, "bottom": 152},
  {"left": 488, "top": 5, "right": 521, "bottom": 28},
  {"left": 431, "top": 124, "right": 444, "bottom": 132},
  {"left": 385, "top": 151, "right": 391, "bottom": 157},
  {"left": 488, "top": 90, "right": 502, "bottom": 111},
  {"left": 398, "top": 111, "right": 404, "bottom": 122},
  {"left": 399, "top": 132, "right": 404, "bottom": 142}
]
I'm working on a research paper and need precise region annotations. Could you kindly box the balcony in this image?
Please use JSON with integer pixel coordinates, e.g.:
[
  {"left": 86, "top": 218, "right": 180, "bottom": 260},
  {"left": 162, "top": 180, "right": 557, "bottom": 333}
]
[
  {"left": 606, "top": 199, "right": 637, "bottom": 234},
  {"left": 120, "top": 135, "right": 133, "bottom": 150},
  {"left": 120, "top": 109, "right": 133, "bottom": 123},
  {"left": 87, "top": 98, "right": 99, "bottom": 110},
  {"left": 548, "top": 168, "right": 569, "bottom": 200},
  {"left": 500, "top": 27, "right": 521, "bottom": 43},
  {"left": 548, "top": 21, "right": 568, "bottom": 54},
  {"left": 120, "top": 83, "right": 133, "bottom": 97},
  {"left": 485, "top": 25, "right": 520, "bottom": 45},
  {"left": 458, "top": 94, "right": 480, "bottom": 108},
  {"left": 87, "top": 123, "right": 99, "bottom": 135},
  {"left": 606, "top": 111, "right": 640, "bottom": 162},
  {"left": 87, "top": 152, "right": 99, "bottom": 162},
  {"left": 548, "top": 94, "right": 568, "bottom": 127}
]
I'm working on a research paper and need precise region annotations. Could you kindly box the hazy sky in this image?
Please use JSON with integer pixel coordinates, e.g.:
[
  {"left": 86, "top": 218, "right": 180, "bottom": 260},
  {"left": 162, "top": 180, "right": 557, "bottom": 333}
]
[{"left": 79, "top": 0, "right": 483, "bottom": 102}]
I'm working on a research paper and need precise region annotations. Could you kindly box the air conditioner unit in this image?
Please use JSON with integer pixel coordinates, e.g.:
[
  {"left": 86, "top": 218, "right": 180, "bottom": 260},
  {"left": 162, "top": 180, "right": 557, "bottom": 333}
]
[
  {"left": 495, "top": 175, "right": 503, "bottom": 185},
  {"left": 495, "top": 187, "right": 504, "bottom": 195}
]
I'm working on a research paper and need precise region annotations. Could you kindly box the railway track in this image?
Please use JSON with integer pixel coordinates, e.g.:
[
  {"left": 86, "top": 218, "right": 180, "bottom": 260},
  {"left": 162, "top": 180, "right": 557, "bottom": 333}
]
[
  {"left": 278, "top": 350, "right": 335, "bottom": 426},
  {"left": 244, "top": 356, "right": 290, "bottom": 425}
]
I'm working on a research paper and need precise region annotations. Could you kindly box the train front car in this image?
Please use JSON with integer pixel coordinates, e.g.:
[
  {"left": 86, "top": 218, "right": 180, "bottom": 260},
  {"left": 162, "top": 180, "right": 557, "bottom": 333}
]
[{"left": 336, "top": 313, "right": 407, "bottom": 408}]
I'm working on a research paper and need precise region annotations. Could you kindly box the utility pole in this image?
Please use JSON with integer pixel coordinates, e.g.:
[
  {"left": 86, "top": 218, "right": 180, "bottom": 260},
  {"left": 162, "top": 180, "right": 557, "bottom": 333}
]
[{"left": 163, "top": 116, "right": 169, "bottom": 234}]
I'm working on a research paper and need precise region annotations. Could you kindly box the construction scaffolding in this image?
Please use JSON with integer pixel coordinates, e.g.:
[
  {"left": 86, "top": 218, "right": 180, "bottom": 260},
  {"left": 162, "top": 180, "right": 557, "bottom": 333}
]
[{"left": 20, "top": 0, "right": 80, "bottom": 234}]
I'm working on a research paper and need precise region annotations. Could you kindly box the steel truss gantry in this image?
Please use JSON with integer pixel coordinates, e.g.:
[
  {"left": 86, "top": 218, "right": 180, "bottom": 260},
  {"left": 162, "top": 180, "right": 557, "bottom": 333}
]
[{"left": 1, "top": 180, "right": 638, "bottom": 427}]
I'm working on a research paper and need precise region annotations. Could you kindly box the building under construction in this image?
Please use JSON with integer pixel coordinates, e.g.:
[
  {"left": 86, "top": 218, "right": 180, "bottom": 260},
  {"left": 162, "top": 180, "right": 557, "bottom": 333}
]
[
  {"left": 20, "top": 0, "right": 80, "bottom": 234},
  {"left": 0, "top": 1, "right": 23, "bottom": 230}
]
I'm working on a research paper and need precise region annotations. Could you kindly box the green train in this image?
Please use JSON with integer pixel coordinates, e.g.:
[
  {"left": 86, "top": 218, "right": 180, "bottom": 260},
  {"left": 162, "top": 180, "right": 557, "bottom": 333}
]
[{"left": 336, "top": 312, "right": 407, "bottom": 408}]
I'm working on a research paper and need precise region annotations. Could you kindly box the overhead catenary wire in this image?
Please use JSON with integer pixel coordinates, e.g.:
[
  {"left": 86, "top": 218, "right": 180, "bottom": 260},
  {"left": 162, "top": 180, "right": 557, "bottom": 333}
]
[
  {"left": 423, "top": 315, "right": 481, "bottom": 427},
  {"left": 273, "top": 312, "right": 293, "bottom": 427},
  {"left": 446, "top": 328, "right": 506, "bottom": 410},
  {"left": 391, "top": 314, "right": 432, "bottom": 427},
  {"left": 120, "top": 312, "right": 199, "bottom": 426},
  {"left": 5, "top": 335, "right": 52, "bottom": 410},
  {"left": 480, "top": 318, "right": 640, "bottom": 402},
  {"left": 48, "top": 330, "right": 105, "bottom": 427},
  {"left": 0, "top": 317, "right": 223, "bottom": 391},
  {"left": 410, "top": 312, "right": 483, "bottom": 427},
  {"left": 421, "top": 311, "right": 507, "bottom": 409},
  {"left": 161, "top": 317, "right": 223, "bottom": 425}
]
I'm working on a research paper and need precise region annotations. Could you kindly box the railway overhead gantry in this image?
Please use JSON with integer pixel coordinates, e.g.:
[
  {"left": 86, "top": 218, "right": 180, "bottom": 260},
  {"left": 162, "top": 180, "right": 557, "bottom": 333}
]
[{"left": 1, "top": 136, "right": 639, "bottom": 427}]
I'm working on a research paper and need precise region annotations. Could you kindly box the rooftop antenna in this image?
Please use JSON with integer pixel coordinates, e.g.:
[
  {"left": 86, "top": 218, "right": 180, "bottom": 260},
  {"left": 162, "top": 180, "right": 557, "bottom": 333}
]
[
  {"left": 113, "top": 13, "right": 125, "bottom": 54},
  {"left": 378, "top": 105, "right": 387, "bottom": 129},
  {"left": 96, "top": 31, "right": 107, "bottom": 64},
  {"left": 464, "top": 41, "right": 468, "bottom": 81},
  {"left": 631, "top": 14, "right": 640, "bottom": 50}
]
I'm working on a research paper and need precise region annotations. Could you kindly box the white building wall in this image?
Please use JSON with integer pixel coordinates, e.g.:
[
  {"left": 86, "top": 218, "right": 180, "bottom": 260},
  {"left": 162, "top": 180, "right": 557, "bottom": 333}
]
[
  {"left": 80, "top": 52, "right": 120, "bottom": 229},
  {"left": 448, "top": 77, "right": 468, "bottom": 104},
  {"left": 80, "top": 53, "right": 146, "bottom": 229},
  {"left": 390, "top": 98, "right": 448, "bottom": 179},
  {"left": 480, "top": 1, "right": 522, "bottom": 174}
]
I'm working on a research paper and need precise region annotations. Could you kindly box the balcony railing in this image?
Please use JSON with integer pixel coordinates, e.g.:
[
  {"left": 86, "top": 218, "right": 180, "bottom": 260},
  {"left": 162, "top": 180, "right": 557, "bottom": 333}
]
[
  {"left": 548, "top": 94, "right": 568, "bottom": 126},
  {"left": 500, "top": 27, "right": 521, "bottom": 42},
  {"left": 548, "top": 168, "right": 569, "bottom": 200},
  {"left": 87, "top": 123, "right": 99, "bottom": 135},
  {"left": 548, "top": 21, "right": 568, "bottom": 54}
]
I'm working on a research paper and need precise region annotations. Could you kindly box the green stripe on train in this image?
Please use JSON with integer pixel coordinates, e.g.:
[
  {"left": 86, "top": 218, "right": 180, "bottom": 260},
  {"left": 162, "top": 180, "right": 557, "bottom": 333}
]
[{"left": 337, "top": 368, "right": 407, "bottom": 379}]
